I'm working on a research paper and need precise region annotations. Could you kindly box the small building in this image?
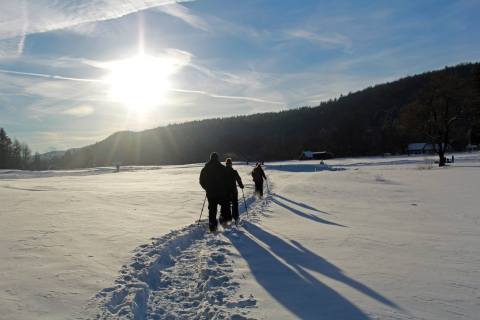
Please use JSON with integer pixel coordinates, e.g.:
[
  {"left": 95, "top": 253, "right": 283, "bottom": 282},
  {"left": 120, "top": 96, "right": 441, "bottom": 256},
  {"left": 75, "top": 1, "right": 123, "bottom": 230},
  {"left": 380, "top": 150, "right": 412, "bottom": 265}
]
[
  {"left": 407, "top": 143, "right": 435, "bottom": 155},
  {"left": 466, "top": 144, "right": 478, "bottom": 152},
  {"left": 407, "top": 143, "right": 451, "bottom": 155},
  {"left": 299, "top": 150, "right": 334, "bottom": 160}
]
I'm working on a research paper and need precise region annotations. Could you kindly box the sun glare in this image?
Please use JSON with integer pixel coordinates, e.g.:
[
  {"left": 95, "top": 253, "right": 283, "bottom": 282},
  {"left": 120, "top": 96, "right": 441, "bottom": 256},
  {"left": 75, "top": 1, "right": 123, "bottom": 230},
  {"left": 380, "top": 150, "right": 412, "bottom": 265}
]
[{"left": 105, "top": 54, "right": 177, "bottom": 111}]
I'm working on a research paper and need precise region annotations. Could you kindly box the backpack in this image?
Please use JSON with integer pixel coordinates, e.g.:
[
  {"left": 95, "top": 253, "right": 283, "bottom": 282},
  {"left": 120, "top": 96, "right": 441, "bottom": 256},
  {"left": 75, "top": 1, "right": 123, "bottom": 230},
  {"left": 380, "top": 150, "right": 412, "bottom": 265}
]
[{"left": 252, "top": 167, "right": 262, "bottom": 180}]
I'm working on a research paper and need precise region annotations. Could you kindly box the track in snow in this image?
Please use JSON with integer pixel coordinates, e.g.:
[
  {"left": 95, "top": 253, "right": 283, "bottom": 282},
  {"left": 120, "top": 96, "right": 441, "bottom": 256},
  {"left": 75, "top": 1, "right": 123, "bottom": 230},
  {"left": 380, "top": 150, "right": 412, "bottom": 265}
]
[{"left": 88, "top": 187, "right": 270, "bottom": 320}]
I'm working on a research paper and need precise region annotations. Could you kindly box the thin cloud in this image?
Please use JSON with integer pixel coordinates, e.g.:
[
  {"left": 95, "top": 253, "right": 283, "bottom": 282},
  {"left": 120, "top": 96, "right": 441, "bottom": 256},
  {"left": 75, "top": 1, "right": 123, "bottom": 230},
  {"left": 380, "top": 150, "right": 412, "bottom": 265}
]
[
  {"left": 186, "top": 62, "right": 252, "bottom": 86},
  {"left": 156, "top": 3, "right": 209, "bottom": 31},
  {"left": 0, "top": 0, "right": 195, "bottom": 56},
  {"left": 0, "top": 37, "right": 25, "bottom": 57},
  {"left": 82, "top": 48, "right": 193, "bottom": 70},
  {"left": 286, "top": 30, "right": 352, "bottom": 50},
  {"left": 62, "top": 105, "right": 95, "bottom": 117}
]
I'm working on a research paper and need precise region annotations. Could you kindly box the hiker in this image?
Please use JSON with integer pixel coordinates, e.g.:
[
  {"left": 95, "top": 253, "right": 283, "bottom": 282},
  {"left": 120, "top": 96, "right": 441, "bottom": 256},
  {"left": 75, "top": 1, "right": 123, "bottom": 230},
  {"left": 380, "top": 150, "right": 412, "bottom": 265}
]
[
  {"left": 199, "top": 152, "right": 231, "bottom": 232},
  {"left": 251, "top": 162, "right": 267, "bottom": 197},
  {"left": 225, "top": 158, "right": 244, "bottom": 224}
]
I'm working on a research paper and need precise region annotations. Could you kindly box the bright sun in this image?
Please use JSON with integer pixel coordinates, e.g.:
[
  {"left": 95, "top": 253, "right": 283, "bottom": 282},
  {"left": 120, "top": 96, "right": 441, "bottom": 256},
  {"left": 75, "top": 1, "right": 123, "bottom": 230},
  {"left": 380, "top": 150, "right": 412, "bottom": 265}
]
[{"left": 105, "top": 54, "right": 177, "bottom": 111}]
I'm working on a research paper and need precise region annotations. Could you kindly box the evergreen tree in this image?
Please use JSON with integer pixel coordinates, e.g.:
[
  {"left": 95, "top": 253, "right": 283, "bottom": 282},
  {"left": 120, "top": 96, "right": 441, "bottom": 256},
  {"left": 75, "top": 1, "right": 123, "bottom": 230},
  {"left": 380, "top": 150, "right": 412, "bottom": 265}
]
[
  {"left": 0, "top": 128, "right": 12, "bottom": 169},
  {"left": 0, "top": 128, "right": 34, "bottom": 169}
]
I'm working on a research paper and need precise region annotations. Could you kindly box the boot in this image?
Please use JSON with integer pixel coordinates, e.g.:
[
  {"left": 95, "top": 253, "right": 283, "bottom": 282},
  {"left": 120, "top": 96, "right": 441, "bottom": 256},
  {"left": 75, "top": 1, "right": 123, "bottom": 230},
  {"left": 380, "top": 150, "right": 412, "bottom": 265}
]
[{"left": 209, "top": 221, "right": 218, "bottom": 232}]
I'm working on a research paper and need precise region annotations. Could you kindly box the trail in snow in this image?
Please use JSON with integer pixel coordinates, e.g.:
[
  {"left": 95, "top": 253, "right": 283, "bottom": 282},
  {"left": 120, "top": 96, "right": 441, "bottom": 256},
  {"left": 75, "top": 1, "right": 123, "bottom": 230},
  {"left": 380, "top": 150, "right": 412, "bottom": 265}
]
[{"left": 88, "top": 187, "right": 267, "bottom": 320}]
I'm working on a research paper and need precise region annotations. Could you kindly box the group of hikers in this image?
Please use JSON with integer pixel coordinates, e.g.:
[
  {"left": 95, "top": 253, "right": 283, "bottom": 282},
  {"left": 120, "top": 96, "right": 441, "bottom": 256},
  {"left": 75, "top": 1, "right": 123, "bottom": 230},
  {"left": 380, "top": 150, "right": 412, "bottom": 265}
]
[{"left": 199, "top": 152, "right": 267, "bottom": 232}]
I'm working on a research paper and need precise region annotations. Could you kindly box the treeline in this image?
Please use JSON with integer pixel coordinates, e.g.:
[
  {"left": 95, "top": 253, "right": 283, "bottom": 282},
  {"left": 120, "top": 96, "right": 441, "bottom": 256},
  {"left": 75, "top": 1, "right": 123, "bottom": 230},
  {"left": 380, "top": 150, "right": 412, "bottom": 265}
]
[
  {"left": 0, "top": 128, "right": 40, "bottom": 170},
  {"left": 53, "top": 62, "right": 479, "bottom": 168}
]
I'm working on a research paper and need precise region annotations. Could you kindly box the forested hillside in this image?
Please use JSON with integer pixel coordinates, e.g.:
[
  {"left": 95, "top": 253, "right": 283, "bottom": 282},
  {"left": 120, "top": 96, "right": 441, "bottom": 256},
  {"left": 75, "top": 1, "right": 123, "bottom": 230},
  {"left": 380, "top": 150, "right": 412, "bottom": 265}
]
[{"left": 50, "top": 63, "right": 480, "bottom": 168}]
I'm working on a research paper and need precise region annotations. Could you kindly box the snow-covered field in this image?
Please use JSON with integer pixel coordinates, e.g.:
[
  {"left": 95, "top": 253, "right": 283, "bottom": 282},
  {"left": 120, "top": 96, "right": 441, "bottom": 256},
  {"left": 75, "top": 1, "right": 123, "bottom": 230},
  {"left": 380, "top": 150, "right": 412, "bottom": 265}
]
[{"left": 1, "top": 153, "right": 479, "bottom": 319}]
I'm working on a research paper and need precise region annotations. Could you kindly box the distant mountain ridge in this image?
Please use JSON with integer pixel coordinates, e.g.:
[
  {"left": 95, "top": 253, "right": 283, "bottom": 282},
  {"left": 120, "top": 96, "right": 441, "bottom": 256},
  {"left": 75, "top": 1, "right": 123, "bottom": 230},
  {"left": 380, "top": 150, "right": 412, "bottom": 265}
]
[
  {"left": 54, "top": 62, "right": 480, "bottom": 168},
  {"left": 40, "top": 150, "right": 66, "bottom": 160}
]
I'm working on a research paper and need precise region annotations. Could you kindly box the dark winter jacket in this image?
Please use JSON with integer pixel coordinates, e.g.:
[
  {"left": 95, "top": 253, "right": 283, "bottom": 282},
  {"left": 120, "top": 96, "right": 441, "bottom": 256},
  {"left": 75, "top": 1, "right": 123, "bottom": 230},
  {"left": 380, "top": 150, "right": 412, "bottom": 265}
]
[
  {"left": 199, "top": 159, "right": 228, "bottom": 198},
  {"left": 251, "top": 165, "right": 266, "bottom": 182},
  {"left": 225, "top": 166, "right": 244, "bottom": 195}
]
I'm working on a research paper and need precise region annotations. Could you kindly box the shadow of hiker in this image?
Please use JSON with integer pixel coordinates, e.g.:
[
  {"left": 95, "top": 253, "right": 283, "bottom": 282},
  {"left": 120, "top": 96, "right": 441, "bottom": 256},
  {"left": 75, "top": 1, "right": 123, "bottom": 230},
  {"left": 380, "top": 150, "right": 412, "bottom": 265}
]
[
  {"left": 287, "top": 240, "right": 401, "bottom": 308},
  {"left": 226, "top": 222, "right": 401, "bottom": 319},
  {"left": 450, "top": 165, "right": 480, "bottom": 168},
  {"left": 265, "top": 163, "right": 345, "bottom": 172},
  {"left": 273, "top": 193, "right": 330, "bottom": 214},
  {"left": 225, "top": 226, "right": 366, "bottom": 319},
  {"left": 271, "top": 197, "right": 346, "bottom": 227}
]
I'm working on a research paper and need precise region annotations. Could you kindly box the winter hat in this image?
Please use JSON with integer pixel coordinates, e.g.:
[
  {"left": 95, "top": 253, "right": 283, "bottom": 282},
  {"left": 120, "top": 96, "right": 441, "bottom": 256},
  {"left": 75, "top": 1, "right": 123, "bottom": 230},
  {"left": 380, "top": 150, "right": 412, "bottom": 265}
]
[
  {"left": 210, "top": 152, "right": 219, "bottom": 161},
  {"left": 225, "top": 158, "right": 232, "bottom": 166}
]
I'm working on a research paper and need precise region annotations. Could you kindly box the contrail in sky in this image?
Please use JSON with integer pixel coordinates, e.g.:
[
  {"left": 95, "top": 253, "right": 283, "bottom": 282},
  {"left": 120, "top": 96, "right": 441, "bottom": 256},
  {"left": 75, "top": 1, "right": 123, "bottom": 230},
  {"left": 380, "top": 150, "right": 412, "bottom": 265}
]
[
  {"left": 0, "top": 68, "right": 101, "bottom": 82},
  {"left": 0, "top": 68, "right": 283, "bottom": 105},
  {"left": 172, "top": 88, "right": 283, "bottom": 105}
]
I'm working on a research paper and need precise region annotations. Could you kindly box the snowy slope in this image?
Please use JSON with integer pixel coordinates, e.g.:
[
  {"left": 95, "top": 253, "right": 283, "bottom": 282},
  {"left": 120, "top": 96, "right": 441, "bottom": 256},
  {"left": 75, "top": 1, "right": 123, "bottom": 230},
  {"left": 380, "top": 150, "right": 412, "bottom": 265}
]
[{"left": 1, "top": 153, "right": 480, "bottom": 319}]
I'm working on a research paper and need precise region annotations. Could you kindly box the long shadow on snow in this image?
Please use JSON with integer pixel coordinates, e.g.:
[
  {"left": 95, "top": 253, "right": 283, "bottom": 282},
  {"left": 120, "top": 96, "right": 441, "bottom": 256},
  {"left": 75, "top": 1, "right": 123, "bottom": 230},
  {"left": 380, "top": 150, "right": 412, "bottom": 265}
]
[
  {"left": 271, "top": 197, "right": 345, "bottom": 227},
  {"left": 265, "top": 163, "right": 345, "bottom": 172},
  {"left": 226, "top": 222, "right": 400, "bottom": 319},
  {"left": 272, "top": 193, "right": 330, "bottom": 214},
  {"left": 450, "top": 165, "right": 480, "bottom": 168}
]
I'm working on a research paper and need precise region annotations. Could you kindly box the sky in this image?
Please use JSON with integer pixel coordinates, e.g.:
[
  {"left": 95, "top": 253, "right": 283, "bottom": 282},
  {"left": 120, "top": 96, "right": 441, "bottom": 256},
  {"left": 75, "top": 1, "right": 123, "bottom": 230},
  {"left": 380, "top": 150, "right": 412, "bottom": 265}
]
[{"left": 0, "top": 0, "right": 479, "bottom": 153}]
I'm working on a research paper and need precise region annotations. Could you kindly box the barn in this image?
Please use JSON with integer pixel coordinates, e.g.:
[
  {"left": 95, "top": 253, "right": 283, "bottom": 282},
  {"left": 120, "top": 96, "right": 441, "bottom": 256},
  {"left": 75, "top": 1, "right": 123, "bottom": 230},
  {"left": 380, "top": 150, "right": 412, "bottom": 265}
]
[{"left": 299, "top": 150, "right": 334, "bottom": 160}]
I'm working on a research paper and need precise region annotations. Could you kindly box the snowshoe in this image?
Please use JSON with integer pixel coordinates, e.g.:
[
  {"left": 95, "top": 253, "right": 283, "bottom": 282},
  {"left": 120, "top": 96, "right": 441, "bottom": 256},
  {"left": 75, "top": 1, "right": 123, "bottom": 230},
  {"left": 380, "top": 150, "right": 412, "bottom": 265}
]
[{"left": 220, "top": 220, "right": 230, "bottom": 229}]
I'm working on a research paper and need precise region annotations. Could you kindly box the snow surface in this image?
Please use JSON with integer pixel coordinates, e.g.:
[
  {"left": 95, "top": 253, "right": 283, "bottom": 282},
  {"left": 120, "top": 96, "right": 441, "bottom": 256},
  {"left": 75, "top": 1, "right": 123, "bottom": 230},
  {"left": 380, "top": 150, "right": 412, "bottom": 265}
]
[{"left": 1, "top": 153, "right": 480, "bottom": 319}]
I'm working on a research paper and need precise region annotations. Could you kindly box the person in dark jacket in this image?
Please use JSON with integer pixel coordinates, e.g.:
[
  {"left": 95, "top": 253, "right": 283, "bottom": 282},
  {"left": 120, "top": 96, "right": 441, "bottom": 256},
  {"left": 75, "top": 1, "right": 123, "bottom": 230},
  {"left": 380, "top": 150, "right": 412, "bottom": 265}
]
[
  {"left": 199, "top": 152, "right": 231, "bottom": 231},
  {"left": 251, "top": 162, "right": 267, "bottom": 197},
  {"left": 225, "top": 158, "right": 244, "bottom": 223}
]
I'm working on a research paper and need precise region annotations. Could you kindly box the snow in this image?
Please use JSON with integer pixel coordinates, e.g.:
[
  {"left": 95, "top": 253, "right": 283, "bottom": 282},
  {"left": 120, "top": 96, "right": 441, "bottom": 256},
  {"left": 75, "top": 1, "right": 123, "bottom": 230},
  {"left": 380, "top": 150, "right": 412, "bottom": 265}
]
[
  {"left": 0, "top": 166, "right": 167, "bottom": 179},
  {"left": 1, "top": 153, "right": 479, "bottom": 319}
]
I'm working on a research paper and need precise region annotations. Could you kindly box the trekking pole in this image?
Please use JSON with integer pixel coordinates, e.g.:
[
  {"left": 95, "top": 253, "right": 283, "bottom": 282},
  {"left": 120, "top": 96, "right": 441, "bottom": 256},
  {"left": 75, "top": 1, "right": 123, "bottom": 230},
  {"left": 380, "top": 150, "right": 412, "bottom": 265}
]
[
  {"left": 242, "top": 188, "right": 249, "bottom": 218},
  {"left": 266, "top": 177, "right": 270, "bottom": 194},
  {"left": 197, "top": 194, "right": 207, "bottom": 224}
]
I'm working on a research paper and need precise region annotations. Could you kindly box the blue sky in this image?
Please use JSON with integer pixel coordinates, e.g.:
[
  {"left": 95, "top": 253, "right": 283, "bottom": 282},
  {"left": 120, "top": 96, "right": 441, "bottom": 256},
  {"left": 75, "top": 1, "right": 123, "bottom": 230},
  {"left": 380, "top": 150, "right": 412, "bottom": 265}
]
[{"left": 0, "top": 0, "right": 479, "bottom": 153}]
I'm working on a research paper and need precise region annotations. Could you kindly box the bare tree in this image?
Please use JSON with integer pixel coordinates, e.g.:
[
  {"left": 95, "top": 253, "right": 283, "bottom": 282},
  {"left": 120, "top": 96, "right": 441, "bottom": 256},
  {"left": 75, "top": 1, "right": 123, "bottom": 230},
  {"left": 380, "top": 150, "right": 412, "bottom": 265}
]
[
  {"left": 401, "top": 71, "right": 470, "bottom": 166},
  {"left": 21, "top": 143, "right": 32, "bottom": 168}
]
